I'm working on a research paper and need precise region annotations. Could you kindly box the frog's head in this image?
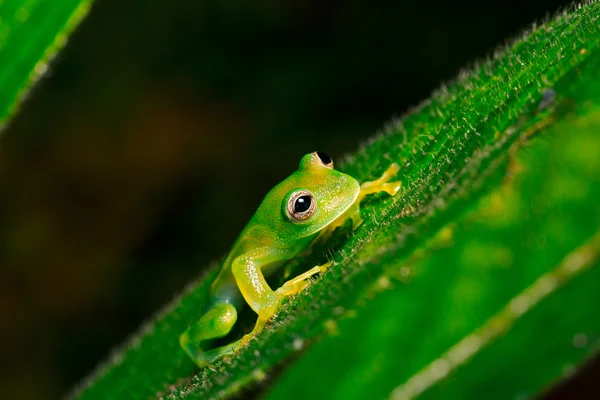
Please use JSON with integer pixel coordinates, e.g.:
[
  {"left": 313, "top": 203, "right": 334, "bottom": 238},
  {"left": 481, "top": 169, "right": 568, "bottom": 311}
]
[{"left": 252, "top": 152, "right": 360, "bottom": 242}]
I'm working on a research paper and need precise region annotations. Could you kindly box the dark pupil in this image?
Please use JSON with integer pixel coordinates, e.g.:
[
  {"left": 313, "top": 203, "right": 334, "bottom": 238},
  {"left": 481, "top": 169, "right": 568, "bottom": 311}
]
[
  {"left": 294, "top": 196, "right": 312, "bottom": 213},
  {"left": 316, "top": 151, "right": 332, "bottom": 165}
]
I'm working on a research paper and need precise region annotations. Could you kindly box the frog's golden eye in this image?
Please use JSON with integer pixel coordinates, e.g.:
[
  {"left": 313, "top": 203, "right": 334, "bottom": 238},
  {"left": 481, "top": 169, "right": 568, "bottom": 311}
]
[
  {"left": 313, "top": 151, "right": 334, "bottom": 169},
  {"left": 287, "top": 190, "right": 317, "bottom": 222}
]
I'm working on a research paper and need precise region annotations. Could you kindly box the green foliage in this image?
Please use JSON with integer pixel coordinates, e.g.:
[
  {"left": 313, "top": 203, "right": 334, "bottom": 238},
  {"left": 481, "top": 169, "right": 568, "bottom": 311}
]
[
  {"left": 0, "top": 0, "right": 92, "bottom": 128},
  {"left": 71, "top": 2, "right": 600, "bottom": 399},
  {"left": 268, "top": 73, "right": 600, "bottom": 400}
]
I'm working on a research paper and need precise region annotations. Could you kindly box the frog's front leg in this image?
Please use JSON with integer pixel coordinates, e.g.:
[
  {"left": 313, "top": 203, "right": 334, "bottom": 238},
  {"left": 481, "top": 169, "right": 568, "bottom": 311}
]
[
  {"left": 358, "top": 163, "right": 401, "bottom": 201},
  {"left": 314, "top": 163, "right": 402, "bottom": 241},
  {"left": 277, "top": 261, "right": 332, "bottom": 296},
  {"left": 232, "top": 248, "right": 327, "bottom": 346}
]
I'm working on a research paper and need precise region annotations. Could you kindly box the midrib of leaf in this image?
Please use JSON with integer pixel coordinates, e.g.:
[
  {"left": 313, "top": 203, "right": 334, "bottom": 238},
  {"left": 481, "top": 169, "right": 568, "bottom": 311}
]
[
  {"left": 70, "top": 3, "right": 600, "bottom": 399},
  {"left": 391, "top": 231, "right": 600, "bottom": 400}
]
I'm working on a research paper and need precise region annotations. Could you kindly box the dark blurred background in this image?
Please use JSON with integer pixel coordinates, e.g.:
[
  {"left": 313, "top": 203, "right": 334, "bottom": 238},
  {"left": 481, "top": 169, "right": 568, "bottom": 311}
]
[{"left": 0, "top": 1, "right": 576, "bottom": 399}]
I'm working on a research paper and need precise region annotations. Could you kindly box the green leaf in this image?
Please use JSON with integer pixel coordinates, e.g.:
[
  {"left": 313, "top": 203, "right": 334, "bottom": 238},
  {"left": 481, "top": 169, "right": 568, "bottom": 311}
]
[
  {"left": 268, "top": 96, "right": 600, "bottom": 400},
  {"left": 71, "top": 2, "right": 600, "bottom": 399},
  {"left": 0, "top": 0, "right": 92, "bottom": 128}
]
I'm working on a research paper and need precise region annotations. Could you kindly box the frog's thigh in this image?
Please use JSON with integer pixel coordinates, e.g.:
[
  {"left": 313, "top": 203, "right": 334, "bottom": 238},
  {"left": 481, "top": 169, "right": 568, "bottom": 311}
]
[
  {"left": 181, "top": 303, "right": 237, "bottom": 342},
  {"left": 180, "top": 302, "right": 238, "bottom": 366}
]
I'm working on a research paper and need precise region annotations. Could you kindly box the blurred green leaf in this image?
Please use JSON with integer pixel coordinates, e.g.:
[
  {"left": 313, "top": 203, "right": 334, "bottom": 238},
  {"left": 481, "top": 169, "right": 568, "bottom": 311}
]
[
  {"left": 0, "top": 0, "right": 92, "bottom": 128},
  {"left": 71, "top": 2, "right": 600, "bottom": 399}
]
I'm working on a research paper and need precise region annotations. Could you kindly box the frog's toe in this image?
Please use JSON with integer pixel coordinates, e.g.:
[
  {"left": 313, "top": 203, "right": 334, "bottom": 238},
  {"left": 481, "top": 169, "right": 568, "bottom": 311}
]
[
  {"left": 383, "top": 180, "right": 402, "bottom": 196},
  {"left": 278, "top": 279, "right": 311, "bottom": 296}
]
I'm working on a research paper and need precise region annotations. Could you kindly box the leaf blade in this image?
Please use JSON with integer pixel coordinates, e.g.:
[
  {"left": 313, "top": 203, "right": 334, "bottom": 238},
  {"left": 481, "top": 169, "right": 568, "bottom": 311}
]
[{"left": 0, "top": 0, "right": 92, "bottom": 128}]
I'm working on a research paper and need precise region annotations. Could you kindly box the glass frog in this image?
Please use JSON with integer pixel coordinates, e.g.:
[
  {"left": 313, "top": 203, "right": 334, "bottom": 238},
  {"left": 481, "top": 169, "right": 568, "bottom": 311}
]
[{"left": 180, "top": 151, "right": 401, "bottom": 367}]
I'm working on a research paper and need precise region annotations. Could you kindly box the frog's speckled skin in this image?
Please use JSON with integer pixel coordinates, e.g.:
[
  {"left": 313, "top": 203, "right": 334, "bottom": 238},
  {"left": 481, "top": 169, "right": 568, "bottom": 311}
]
[{"left": 180, "top": 152, "right": 401, "bottom": 367}]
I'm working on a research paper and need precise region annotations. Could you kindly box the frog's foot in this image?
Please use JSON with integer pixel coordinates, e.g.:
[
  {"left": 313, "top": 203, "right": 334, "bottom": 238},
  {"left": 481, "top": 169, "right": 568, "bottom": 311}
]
[
  {"left": 240, "top": 262, "right": 332, "bottom": 347},
  {"left": 346, "top": 163, "right": 402, "bottom": 229},
  {"left": 358, "top": 163, "right": 402, "bottom": 202},
  {"left": 240, "top": 299, "right": 280, "bottom": 347},
  {"left": 180, "top": 303, "right": 239, "bottom": 368},
  {"left": 278, "top": 261, "right": 332, "bottom": 296}
]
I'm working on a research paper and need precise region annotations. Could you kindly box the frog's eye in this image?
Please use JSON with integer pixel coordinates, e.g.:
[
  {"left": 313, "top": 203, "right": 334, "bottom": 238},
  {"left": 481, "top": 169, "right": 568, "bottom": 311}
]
[
  {"left": 313, "top": 151, "right": 334, "bottom": 169},
  {"left": 286, "top": 190, "right": 317, "bottom": 222}
]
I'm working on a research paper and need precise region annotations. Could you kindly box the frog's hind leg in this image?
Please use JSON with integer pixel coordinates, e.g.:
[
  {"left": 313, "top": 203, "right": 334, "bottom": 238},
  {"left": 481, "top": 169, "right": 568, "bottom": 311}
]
[{"left": 180, "top": 302, "right": 239, "bottom": 367}]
